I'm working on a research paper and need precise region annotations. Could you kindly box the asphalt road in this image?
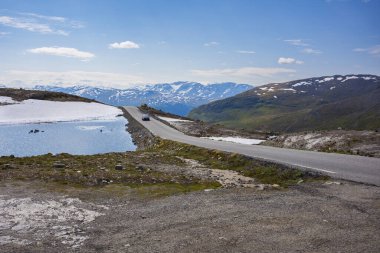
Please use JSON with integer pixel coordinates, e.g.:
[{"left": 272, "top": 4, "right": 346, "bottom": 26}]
[{"left": 124, "top": 106, "right": 380, "bottom": 186}]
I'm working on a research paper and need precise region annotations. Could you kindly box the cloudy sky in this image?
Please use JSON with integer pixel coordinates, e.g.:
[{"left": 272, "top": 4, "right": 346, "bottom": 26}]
[{"left": 0, "top": 0, "right": 379, "bottom": 88}]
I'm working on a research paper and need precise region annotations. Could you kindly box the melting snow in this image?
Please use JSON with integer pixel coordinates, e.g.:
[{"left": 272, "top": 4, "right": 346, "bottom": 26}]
[
  {"left": 202, "top": 136, "right": 265, "bottom": 145},
  {"left": 0, "top": 96, "right": 18, "bottom": 104},
  {"left": 330, "top": 86, "right": 336, "bottom": 90},
  {"left": 158, "top": 116, "right": 192, "bottom": 122},
  {"left": 0, "top": 97, "right": 122, "bottom": 125}
]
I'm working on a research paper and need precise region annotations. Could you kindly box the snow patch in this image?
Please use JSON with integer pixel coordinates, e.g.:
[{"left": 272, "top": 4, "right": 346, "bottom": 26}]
[
  {"left": 0, "top": 96, "right": 18, "bottom": 104},
  {"left": 158, "top": 116, "right": 192, "bottom": 122},
  {"left": 341, "top": 76, "right": 359, "bottom": 82},
  {"left": 292, "top": 81, "right": 311, "bottom": 87},
  {"left": 202, "top": 136, "right": 265, "bottom": 145},
  {"left": 279, "top": 88, "right": 296, "bottom": 92},
  {"left": 0, "top": 97, "right": 122, "bottom": 125},
  {"left": 330, "top": 86, "right": 336, "bottom": 90}
]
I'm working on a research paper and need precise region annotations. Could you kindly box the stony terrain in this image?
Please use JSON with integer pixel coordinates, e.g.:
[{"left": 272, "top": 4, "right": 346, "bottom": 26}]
[
  {"left": 1, "top": 180, "right": 379, "bottom": 253},
  {"left": 263, "top": 130, "right": 380, "bottom": 157}
]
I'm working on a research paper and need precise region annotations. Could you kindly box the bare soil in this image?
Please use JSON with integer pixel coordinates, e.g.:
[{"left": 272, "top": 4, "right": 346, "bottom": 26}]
[{"left": 1, "top": 180, "right": 379, "bottom": 253}]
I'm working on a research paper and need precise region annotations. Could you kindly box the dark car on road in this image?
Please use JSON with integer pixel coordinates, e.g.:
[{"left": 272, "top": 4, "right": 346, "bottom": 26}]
[{"left": 142, "top": 114, "right": 150, "bottom": 121}]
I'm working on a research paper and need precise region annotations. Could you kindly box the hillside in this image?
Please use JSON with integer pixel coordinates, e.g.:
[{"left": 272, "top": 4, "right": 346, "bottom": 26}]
[
  {"left": 0, "top": 88, "right": 94, "bottom": 103},
  {"left": 189, "top": 75, "right": 380, "bottom": 132},
  {"left": 33, "top": 82, "right": 252, "bottom": 116}
]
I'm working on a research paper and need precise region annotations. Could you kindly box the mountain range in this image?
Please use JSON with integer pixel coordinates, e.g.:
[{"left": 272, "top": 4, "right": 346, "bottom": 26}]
[
  {"left": 34, "top": 82, "right": 252, "bottom": 115},
  {"left": 189, "top": 74, "right": 380, "bottom": 133}
]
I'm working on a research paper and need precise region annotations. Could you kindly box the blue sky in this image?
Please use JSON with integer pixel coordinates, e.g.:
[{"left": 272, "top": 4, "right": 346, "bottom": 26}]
[{"left": 0, "top": 0, "right": 379, "bottom": 88}]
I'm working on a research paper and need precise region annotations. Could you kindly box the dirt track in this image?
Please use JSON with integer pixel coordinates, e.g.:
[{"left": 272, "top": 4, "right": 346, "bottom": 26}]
[{"left": 1, "top": 180, "right": 379, "bottom": 253}]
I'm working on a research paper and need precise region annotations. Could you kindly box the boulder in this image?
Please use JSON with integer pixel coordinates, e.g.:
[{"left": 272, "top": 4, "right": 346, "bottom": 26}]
[
  {"left": 53, "top": 162, "right": 65, "bottom": 169},
  {"left": 115, "top": 164, "right": 124, "bottom": 170}
]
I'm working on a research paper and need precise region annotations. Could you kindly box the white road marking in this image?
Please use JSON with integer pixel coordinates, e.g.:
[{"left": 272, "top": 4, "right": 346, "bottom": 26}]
[{"left": 294, "top": 164, "right": 336, "bottom": 174}]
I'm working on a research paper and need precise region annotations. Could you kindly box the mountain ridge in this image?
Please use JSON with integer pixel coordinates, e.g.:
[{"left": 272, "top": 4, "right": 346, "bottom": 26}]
[
  {"left": 189, "top": 74, "right": 380, "bottom": 132},
  {"left": 33, "top": 81, "right": 252, "bottom": 115}
]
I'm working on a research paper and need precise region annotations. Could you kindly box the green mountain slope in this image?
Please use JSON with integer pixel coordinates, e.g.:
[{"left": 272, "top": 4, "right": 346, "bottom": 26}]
[{"left": 188, "top": 75, "right": 380, "bottom": 132}]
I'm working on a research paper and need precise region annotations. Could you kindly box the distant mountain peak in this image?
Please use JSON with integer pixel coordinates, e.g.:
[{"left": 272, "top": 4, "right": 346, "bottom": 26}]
[{"left": 32, "top": 81, "right": 253, "bottom": 116}]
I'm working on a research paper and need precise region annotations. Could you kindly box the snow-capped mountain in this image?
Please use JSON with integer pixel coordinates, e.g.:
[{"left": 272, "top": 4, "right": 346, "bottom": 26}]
[
  {"left": 34, "top": 81, "right": 252, "bottom": 115},
  {"left": 189, "top": 74, "right": 380, "bottom": 132}
]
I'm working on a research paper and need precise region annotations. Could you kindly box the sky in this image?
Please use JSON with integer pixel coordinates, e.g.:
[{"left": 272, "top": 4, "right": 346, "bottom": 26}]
[{"left": 0, "top": 0, "right": 379, "bottom": 88}]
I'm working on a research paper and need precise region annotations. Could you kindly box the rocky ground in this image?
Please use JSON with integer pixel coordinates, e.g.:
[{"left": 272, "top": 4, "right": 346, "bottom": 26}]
[
  {"left": 1, "top": 180, "right": 379, "bottom": 253},
  {"left": 263, "top": 130, "right": 380, "bottom": 158}
]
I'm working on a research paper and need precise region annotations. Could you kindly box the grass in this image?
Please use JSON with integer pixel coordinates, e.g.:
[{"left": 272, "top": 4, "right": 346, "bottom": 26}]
[
  {"left": 148, "top": 138, "right": 328, "bottom": 187},
  {"left": 0, "top": 151, "right": 221, "bottom": 198}
]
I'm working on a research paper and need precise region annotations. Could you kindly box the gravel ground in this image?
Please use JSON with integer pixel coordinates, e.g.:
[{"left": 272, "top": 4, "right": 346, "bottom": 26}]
[{"left": 1, "top": 180, "right": 379, "bottom": 253}]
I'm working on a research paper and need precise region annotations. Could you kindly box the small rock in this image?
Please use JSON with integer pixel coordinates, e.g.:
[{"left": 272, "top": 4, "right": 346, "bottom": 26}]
[
  {"left": 115, "top": 164, "right": 124, "bottom": 170},
  {"left": 99, "top": 167, "right": 106, "bottom": 171},
  {"left": 272, "top": 184, "right": 280, "bottom": 188},
  {"left": 297, "top": 179, "right": 304, "bottom": 184},
  {"left": 53, "top": 162, "right": 65, "bottom": 169},
  {"left": 2, "top": 164, "right": 15, "bottom": 170},
  {"left": 324, "top": 181, "right": 341, "bottom": 185},
  {"left": 136, "top": 166, "right": 145, "bottom": 171},
  {"left": 256, "top": 184, "right": 265, "bottom": 191},
  {"left": 124, "top": 244, "right": 131, "bottom": 247},
  {"left": 204, "top": 189, "right": 213, "bottom": 192}
]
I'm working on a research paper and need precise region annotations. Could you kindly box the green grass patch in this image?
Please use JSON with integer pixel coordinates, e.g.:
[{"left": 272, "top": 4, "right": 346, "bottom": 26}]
[{"left": 149, "top": 139, "right": 328, "bottom": 187}]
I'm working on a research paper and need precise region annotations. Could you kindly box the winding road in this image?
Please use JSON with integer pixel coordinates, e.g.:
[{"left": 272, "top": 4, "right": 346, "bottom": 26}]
[{"left": 124, "top": 106, "right": 380, "bottom": 186}]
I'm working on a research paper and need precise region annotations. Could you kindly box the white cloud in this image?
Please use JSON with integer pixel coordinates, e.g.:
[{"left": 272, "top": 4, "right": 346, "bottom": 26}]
[
  {"left": 278, "top": 57, "right": 304, "bottom": 64},
  {"left": 0, "top": 31, "right": 9, "bottom": 36},
  {"left": 353, "top": 45, "right": 380, "bottom": 57},
  {"left": 109, "top": 41, "right": 140, "bottom": 49},
  {"left": 284, "top": 39, "right": 309, "bottom": 47},
  {"left": 0, "top": 70, "right": 146, "bottom": 88},
  {"left": 28, "top": 47, "right": 95, "bottom": 61},
  {"left": 0, "top": 16, "right": 68, "bottom": 35},
  {"left": 191, "top": 67, "right": 295, "bottom": 78},
  {"left": 204, "top": 41, "right": 219, "bottom": 47},
  {"left": 20, "top": 12, "right": 66, "bottom": 22},
  {"left": 236, "top": 50, "right": 256, "bottom": 54},
  {"left": 302, "top": 48, "right": 322, "bottom": 54}
]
